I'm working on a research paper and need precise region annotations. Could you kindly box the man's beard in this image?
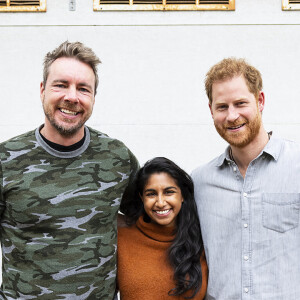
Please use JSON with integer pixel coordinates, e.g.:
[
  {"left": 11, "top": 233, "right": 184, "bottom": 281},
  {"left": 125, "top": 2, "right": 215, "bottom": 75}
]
[
  {"left": 43, "top": 101, "right": 90, "bottom": 137},
  {"left": 215, "top": 109, "right": 262, "bottom": 148}
]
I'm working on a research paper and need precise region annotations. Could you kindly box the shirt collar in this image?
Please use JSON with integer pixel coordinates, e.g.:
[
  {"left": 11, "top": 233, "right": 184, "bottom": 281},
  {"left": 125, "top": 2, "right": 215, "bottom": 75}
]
[
  {"left": 215, "top": 147, "right": 231, "bottom": 167},
  {"left": 261, "top": 135, "right": 282, "bottom": 161},
  {"left": 214, "top": 134, "right": 283, "bottom": 167}
]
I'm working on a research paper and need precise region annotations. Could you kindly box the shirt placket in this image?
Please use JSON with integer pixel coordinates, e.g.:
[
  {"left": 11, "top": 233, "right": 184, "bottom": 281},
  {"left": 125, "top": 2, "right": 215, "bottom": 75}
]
[{"left": 241, "top": 161, "right": 255, "bottom": 299}]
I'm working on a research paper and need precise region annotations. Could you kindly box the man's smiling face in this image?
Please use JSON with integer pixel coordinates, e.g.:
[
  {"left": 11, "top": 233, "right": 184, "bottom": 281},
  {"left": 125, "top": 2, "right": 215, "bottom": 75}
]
[
  {"left": 40, "top": 57, "right": 95, "bottom": 141},
  {"left": 210, "top": 75, "right": 264, "bottom": 148}
]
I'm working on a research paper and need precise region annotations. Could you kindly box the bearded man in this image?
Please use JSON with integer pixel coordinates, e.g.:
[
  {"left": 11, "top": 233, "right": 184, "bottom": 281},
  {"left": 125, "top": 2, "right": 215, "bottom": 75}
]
[
  {"left": 0, "top": 41, "right": 138, "bottom": 299},
  {"left": 192, "top": 58, "right": 300, "bottom": 300}
]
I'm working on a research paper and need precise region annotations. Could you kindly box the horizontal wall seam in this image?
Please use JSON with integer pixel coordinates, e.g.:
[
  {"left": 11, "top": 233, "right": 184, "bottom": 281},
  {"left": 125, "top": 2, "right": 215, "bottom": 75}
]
[{"left": 1, "top": 23, "right": 300, "bottom": 27}]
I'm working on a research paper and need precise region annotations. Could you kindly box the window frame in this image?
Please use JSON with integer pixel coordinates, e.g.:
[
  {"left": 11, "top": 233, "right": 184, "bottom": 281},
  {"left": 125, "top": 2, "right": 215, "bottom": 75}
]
[
  {"left": 282, "top": 0, "right": 300, "bottom": 10},
  {"left": 0, "top": 0, "right": 46, "bottom": 12},
  {"left": 93, "top": 0, "right": 235, "bottom": 11}
]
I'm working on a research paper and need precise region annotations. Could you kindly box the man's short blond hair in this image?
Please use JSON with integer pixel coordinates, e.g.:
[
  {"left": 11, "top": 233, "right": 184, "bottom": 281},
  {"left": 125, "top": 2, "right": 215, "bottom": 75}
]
[
  {"left": 205, "top": 57, "right": 263, "bottom": 105},
  {"left": 43, "top": 41, "right": 101, "bottom": 95}
]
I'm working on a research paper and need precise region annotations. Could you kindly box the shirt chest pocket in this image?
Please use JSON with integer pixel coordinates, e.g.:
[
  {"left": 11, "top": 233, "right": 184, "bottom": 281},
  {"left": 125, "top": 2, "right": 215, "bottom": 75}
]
[{"left": 262, "top": 193, "right": 300, "bottom": 233}]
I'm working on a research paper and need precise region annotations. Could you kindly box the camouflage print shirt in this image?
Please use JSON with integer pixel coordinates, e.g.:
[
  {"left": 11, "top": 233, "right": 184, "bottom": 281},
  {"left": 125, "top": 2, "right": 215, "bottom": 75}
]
[{"left": 0, "top": 126, "right": 139, "bottom": 299}]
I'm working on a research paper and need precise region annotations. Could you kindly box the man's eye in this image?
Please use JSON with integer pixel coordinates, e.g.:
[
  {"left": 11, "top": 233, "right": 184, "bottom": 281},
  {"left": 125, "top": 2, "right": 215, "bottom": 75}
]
[
  {"left": 55, "top": 84, "right": 65, "bottom": 88},
  {"left": 79, "top": 88, "right": 89, "bottom": 93}
]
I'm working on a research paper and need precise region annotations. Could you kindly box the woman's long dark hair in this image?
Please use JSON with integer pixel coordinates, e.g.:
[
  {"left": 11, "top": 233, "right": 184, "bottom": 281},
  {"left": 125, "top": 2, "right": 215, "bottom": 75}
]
[{"left": 120, "top": 157, "right": 203, "bottom": 298}]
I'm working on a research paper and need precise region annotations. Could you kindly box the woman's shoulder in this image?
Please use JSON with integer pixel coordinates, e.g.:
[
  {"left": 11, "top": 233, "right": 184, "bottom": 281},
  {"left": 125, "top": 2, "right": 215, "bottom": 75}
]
[
  {"left": 117, "top": 214, "right": 138, "bottom": 238},
  {"left": 198, "top": 251, "right": 208, "bottom": 300}
]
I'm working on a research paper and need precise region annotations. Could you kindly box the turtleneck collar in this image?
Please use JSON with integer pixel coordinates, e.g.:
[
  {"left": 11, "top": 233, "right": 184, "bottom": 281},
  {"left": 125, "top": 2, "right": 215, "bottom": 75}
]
[{"left": 136, "top": 215, "right": 176, "bottom": 243}]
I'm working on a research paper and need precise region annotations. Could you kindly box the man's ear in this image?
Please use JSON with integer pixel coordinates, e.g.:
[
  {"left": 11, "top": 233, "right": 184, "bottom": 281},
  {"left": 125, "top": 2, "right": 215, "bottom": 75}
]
[
  {"left": 209, "top": 102, "right": 214, "bottom": 118},
  {"left": 258, "top": 91, "right": 265, "bottom": 113},
  {"left": 40, "top": 82, "right": 45, "bottom": 102}
]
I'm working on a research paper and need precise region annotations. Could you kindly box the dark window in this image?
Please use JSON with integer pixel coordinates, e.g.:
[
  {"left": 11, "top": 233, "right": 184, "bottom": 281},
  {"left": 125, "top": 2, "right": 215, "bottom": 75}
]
[
  {"left": 93, "top": 0, "right": 235, "bottom": 11},
  {"left": 0, "top": 0, "right": 46, "bottom": 12}
]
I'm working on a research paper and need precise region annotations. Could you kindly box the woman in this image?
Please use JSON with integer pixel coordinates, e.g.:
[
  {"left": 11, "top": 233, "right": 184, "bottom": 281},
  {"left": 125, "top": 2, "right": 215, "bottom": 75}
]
[{"left": 118, "top": 157, "right": 208, "bottom": 299}]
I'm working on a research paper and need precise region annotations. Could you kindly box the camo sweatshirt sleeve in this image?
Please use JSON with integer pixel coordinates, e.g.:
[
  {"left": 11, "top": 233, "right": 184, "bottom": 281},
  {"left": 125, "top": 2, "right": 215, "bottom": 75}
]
[
  {"left": 128, "top": 148, "right": 140, "bottom": 185},
  {"left": 0, "top": 156, "right": 5, "bottom": 218}
]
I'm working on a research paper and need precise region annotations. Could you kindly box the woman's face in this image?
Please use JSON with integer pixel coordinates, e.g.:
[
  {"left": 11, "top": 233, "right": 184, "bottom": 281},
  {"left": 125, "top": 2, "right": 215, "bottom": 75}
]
[{"left": 141, "top": 172, "right": 183, "bottom": 227}]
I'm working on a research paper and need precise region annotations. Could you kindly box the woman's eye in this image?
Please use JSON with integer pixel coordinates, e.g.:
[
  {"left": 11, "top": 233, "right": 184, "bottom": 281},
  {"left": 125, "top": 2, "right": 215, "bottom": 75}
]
[
  {"left": 166, "top": 190, "right": 175, "bottom": 194},
  {"left": 146, "top": 192, "right": 155, "bottom": 197}
]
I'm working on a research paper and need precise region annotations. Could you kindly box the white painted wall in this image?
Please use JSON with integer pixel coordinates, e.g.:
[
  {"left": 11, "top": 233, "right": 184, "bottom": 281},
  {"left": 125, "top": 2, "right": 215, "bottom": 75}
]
[
  {"left": 0, "top": 0, "right": 300, "bottom": 285},
  {"left": 1, "top": 0, "right": 300, "bottom": 171}
]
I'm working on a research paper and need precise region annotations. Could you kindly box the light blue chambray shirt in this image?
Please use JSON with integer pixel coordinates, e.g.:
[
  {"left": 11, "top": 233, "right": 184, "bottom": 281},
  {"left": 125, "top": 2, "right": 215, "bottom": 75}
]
[{"left": 191, "top": 136, "right": 300, "bottom": 300}]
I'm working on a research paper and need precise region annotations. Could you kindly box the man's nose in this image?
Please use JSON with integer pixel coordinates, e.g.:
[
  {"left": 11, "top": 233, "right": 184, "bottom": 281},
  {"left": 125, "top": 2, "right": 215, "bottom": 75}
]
[
  {"left": 227, "top": 106, "right": 239, "bottom": 122},
  {"left": 64, "top": 86, "right": 78, "bottom": 103}
]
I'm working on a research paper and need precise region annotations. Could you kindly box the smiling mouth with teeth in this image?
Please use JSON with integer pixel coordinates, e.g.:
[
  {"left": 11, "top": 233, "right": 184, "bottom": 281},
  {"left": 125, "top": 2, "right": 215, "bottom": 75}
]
[
  {"left": 227, "top": 124, "right": 245, "bottom": 130},
  {"left": 60, "top": 108, "right": 79, "bottom": 115},
  {"left": 154, "top": 209, "right": 171, "bottom": 215}
]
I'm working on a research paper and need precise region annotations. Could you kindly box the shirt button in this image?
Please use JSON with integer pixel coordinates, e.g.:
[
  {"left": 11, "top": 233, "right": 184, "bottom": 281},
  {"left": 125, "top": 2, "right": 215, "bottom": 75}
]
[
  {"left": 243, "top": 192, "right": 248, "bottom": 197},
  {"left": 244, "top": 223, "right": 248, "bottom": 228},
  {"left": 244, "top": 288, "right": 249, "bottom": 293},
  {"left": 244, "top": 255, "right": 249, "bottom": 261},
  {"left": 233, "top": 167, "right": 237, "bottom": 172}
]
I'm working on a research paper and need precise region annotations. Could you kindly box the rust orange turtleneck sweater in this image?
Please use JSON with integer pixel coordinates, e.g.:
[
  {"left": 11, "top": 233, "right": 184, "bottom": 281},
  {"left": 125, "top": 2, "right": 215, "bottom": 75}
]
[{"left": 117, "top": 216, "right": 208, "bottom": 300}]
